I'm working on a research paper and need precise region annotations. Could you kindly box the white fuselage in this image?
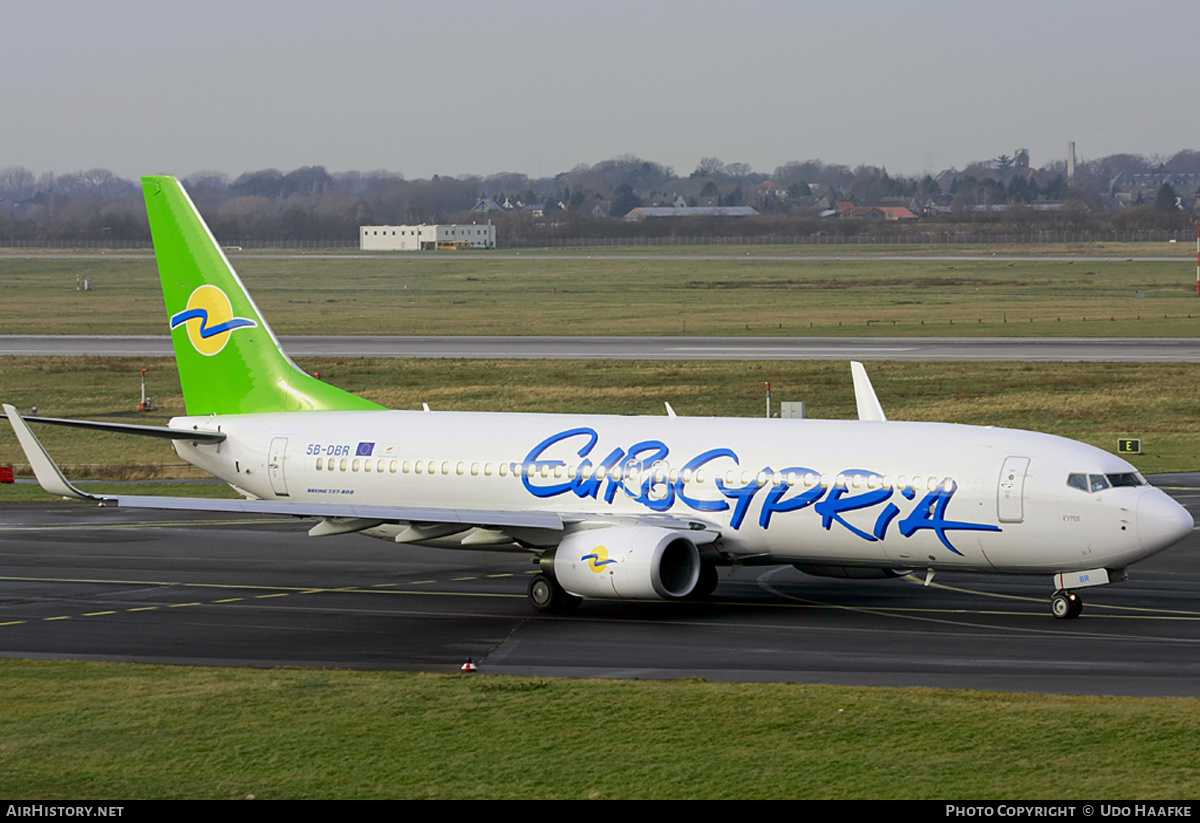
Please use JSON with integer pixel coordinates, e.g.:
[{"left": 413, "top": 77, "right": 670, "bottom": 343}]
[{"left": 169, "top": 410, "right": 1190, "bottom": 576}]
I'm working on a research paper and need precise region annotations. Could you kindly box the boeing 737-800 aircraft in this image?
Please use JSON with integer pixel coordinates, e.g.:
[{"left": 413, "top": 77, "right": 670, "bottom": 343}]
[{"left": 4, "top": 176, "right": 1193, "bottom": 619}]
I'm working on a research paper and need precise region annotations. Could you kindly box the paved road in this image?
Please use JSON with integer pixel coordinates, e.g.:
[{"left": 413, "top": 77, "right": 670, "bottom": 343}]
[
  {"left": 2, "top": 476, "right": 1199, "bottom": 695},
  {"left": 4, "top": 334, "right": 1200, "bottom": 361}
]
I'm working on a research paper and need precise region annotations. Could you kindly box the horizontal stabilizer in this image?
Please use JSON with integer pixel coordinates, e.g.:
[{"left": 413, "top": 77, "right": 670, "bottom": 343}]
[{"left": 21, "top": 415, "right": 225, "bottom": 442}]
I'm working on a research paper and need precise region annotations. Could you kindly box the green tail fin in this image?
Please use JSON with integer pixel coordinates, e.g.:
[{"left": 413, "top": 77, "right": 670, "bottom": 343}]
[{"left": 142, "top": 176, "right": 384, "bottom": 415}]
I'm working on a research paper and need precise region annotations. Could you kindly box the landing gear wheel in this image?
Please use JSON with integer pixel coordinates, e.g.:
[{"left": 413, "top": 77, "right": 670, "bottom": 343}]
[
  {"left": 688, "top": 564, "right": 720, "bottom": 599},
  {"left": 528, "top": 573, "right": 581, "bottom": 614},
  {"left": 1068, "top": 593, "right": 1083, "bottom": 618},
  {"left": 1051, "top": 590, "right": 1083, "bottom": 619}
]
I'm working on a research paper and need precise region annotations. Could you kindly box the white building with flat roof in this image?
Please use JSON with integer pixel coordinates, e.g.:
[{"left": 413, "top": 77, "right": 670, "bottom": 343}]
[{"left": 359, "top": 224, "right": 495, "bottom": 251}]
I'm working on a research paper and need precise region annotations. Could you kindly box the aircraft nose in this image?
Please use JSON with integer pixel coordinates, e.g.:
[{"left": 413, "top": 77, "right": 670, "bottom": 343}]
[{"left": 1137, "top": 490, "right": 1194, "bottom": 553}]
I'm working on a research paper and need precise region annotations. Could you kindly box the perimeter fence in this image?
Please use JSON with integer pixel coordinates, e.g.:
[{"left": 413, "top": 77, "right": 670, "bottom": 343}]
[
  {"left": 1, "top": 228, "right": 1194, "bottom": 250},
  {"left": 500, "top": 229, "right": 1195, "bottom": 248}
]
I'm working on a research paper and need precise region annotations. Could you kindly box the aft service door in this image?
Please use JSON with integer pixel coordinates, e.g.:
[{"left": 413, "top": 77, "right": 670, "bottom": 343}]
[
  {"left": 997, "top": 456, "right": 1029, "bottom": 523},
  {"left": 268, "top": 437, "right": 289, "bottom": 497}
]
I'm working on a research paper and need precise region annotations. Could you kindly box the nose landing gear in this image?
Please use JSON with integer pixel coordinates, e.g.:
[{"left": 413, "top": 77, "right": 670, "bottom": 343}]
[{"left": 1051, "top": 589, "right": 1083, "bottom": 619}]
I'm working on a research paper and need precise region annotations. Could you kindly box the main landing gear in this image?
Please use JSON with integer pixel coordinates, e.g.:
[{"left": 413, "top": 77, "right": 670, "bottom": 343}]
[
  {"left": 687, "top": 563, "right": 720, "bottom": 600},
  {"left": 528, "top": 573, "right": 581, "bottom": 614},
  {"left": 1050, "top": 589, "right": 1083, "bottom": 619}
]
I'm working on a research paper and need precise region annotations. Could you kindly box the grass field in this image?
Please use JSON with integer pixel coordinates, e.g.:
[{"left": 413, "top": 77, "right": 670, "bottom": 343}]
[
  {"left": 3, "top": 250, "right": 1200, "bottom": 337},
  {"left": 3, "top": 356, "right": 1199, "bottom": 484},
  {"left": 2, "top": 660, "right": 1198, "bottom": 799}
]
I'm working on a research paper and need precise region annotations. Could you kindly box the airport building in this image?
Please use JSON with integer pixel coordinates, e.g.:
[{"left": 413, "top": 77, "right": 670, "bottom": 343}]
[{"left": 359, "top": 224, "right": 496, "bottom": 251}]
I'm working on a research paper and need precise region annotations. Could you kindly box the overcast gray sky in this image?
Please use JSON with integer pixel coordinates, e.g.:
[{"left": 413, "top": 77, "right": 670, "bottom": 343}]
[{"left": 4, "top": 0, "right": 1195, "bottom": 182}]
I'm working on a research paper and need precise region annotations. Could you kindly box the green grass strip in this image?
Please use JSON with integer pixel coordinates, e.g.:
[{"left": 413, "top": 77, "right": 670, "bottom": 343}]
[{"left": 1, "top": 660, "right": 1198, "bottom": 799}]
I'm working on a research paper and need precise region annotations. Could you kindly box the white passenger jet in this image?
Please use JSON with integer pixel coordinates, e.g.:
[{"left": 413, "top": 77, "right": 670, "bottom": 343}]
[{"left": 4, "top": 176, "right": 1193, "bottom": 618}]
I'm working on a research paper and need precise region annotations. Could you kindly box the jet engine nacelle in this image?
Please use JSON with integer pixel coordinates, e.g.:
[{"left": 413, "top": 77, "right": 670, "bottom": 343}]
[{"left": 552, "top": 526, "right": 701, "bottom": 600}]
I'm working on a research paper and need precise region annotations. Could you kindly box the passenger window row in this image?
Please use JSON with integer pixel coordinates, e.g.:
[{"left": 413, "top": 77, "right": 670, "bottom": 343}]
[{"left": 310, "top": 457, "right": 956, "bottom": 492}]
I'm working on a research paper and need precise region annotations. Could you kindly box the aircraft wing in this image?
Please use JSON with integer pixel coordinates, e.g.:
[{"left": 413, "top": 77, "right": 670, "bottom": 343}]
[
  {"left": 110, "top": 495, "right": 721, "bottom": 546},
  {"left": 4, "top": 403, "right": 720, "bottom": 546},
  {"left": 108, "top": 493, "right": 566, "bottom": 531}
]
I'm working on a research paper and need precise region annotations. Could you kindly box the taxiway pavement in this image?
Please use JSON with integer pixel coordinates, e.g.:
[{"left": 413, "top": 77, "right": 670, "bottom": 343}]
[{"left": 2, "top": 477, "right": 1198, "bottom": 695}]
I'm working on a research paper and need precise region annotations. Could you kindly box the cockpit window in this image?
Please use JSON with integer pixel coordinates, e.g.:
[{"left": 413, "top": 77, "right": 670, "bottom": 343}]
[
  {"left": 1107, "top": 472, "right": 1146, "bottom": 487},
  {"left": 1068, "top": 472, "right": 1148, "bottom": 493}
]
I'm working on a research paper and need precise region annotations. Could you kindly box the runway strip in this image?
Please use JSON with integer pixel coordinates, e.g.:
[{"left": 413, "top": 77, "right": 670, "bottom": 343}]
[{"left": 5, "top": 334, "right": 1200, "bottom": 361}]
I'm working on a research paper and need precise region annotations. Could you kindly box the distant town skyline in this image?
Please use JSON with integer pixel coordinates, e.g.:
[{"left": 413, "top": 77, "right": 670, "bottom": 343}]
[{"left": 3, "top": 0, "right": 1195, "bottom": 182}]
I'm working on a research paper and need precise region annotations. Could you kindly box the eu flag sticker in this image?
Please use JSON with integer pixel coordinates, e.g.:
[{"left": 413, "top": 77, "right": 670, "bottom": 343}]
[{"left": 356, "top": 442, "right": 375, "bottom": 456}]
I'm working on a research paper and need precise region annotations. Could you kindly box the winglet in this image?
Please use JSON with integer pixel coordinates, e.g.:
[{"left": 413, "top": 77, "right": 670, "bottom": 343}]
[
  {"left": 850, "top": 362, "right": 888, "bottom": 422},
  {"left": 3, "top": 404, "right": 104, "bottom": 500}
]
